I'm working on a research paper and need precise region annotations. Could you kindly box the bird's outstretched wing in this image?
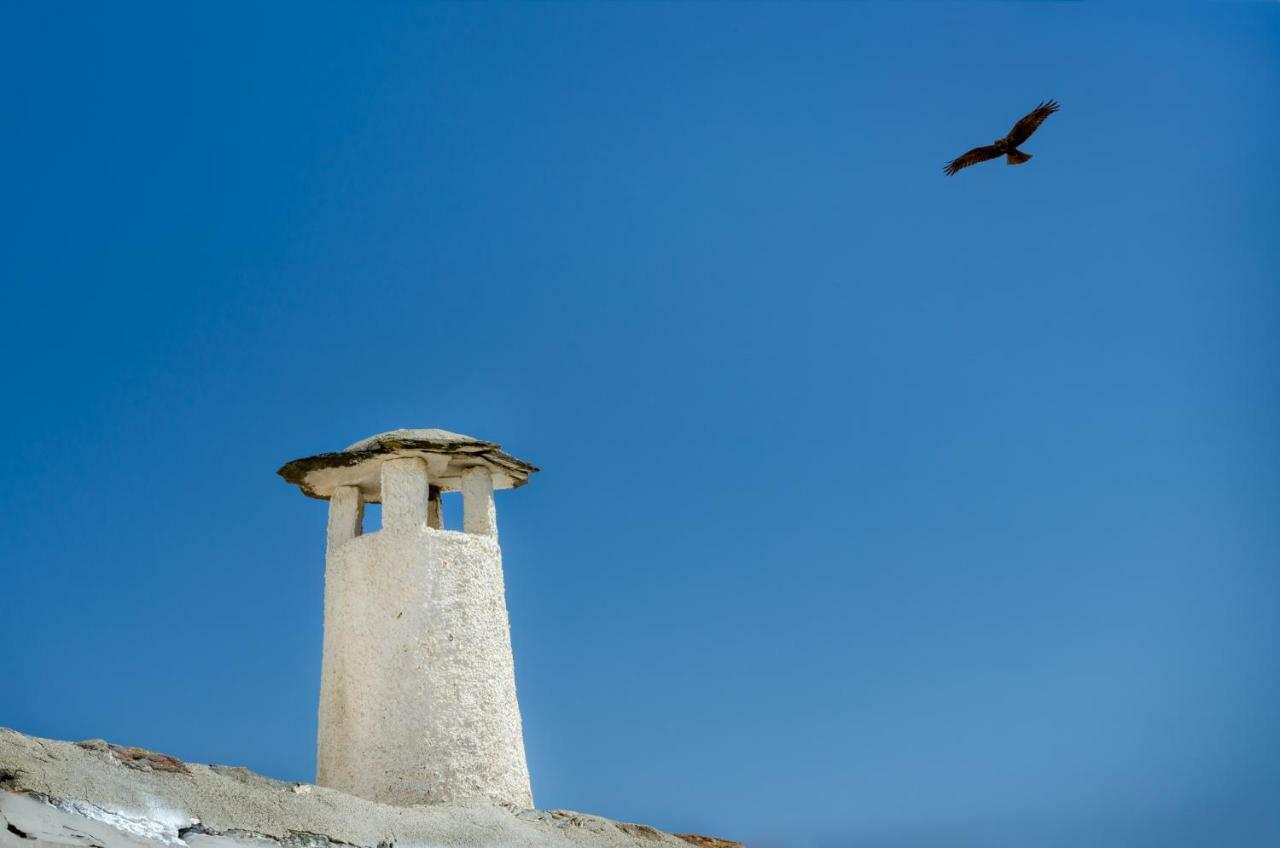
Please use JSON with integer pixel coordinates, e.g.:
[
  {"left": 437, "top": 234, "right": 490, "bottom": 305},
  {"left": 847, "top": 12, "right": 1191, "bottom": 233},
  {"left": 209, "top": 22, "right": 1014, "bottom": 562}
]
[
  {"left": 1005, "top": 100, "right": 1059, "bottom": 147},
  {"left": 944, "top": 145, "right": 1002, "bottom": 176}
]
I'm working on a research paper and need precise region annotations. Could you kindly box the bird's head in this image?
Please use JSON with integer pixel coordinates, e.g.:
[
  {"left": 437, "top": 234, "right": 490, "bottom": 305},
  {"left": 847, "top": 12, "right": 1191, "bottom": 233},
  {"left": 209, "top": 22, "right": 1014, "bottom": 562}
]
[{"left": 994, "top": 139, "right": 1008, "bottom": 152}]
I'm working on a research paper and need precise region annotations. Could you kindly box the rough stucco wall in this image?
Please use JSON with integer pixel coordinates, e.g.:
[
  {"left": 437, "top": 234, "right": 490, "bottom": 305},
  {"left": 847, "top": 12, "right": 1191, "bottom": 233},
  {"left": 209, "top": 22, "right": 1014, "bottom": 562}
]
[
  {"left": 378, "top": 459, "right": 430, "bottom": 533},
  {"left": 317, "top": 521, "right": 531, "bottom": 808},
  {"left": 326, "top": 487, "right": 363, "bottom": 550},
  {"left": 461, "top": 468, "right": 497, "bottom": 539}
]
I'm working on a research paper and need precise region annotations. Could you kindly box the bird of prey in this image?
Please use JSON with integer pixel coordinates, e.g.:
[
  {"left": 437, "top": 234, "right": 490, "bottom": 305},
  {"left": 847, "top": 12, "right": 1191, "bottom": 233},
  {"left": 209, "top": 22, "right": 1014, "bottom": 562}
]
[{"left": 943, "top": 100, "right": 1060, "bottom": 176}]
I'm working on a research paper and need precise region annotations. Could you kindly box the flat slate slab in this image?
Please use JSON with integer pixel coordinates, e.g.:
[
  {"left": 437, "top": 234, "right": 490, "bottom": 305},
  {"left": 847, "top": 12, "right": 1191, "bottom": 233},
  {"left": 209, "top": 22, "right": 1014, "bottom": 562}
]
[
  {"left": 278, "top": 429, "right": 539, "bottom": 500},
  {"left": 0, "top": 729, "right": 739, "bottom": 848}
]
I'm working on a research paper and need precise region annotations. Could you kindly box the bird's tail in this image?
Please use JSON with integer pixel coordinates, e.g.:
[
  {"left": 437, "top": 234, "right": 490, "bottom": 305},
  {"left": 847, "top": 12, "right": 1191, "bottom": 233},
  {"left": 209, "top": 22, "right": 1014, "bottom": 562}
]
[{"left": 1007, "top": 149, "right": 1032, "bottom": 165}]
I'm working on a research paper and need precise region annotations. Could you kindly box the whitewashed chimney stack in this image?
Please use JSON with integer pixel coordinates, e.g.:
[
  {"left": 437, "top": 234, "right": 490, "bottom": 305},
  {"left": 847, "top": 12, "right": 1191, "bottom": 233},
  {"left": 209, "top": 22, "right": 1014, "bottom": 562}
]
[{"left": 279, "top": 429, "right": 538, "bottom": 808}]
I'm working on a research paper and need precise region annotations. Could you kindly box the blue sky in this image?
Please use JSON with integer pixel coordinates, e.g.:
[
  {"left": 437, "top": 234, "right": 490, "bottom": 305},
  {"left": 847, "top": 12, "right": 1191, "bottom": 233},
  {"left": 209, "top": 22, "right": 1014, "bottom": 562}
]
[{"left": 2, "top": 3, "right": 1279, "bottom": 846}]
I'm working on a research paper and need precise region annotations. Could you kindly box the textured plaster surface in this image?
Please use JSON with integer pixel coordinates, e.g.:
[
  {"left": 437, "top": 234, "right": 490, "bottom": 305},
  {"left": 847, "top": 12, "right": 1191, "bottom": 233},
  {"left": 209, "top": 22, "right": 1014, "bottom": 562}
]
[
  {"left": 318, "top": 500, "right": 531, "bottom": 808},
  {"left": 378, "top": 459, "right": 430, "bottom": 534},
  {"left": 460, "top": 468, "right": 497, "bottom": 540},
  {"left": 0, "top": 730, "right": 738, "bottom": 848},
  {"left": 326, "top": 488, "right": 363, "bottom": 551}
]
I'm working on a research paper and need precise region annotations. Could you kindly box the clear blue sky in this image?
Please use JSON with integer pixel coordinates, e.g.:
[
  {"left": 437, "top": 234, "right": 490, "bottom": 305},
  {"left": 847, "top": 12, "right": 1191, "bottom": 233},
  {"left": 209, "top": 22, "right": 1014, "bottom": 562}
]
[{"left": 3, "top": 3, "right": 1278, "bottom": 846}]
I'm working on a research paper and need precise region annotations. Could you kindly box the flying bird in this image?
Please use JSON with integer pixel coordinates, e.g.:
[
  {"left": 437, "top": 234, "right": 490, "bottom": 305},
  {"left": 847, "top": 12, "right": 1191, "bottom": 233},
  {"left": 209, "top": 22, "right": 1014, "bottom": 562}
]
[{"left": 944, "top": 100, "right": 1060, "bottom": 176}]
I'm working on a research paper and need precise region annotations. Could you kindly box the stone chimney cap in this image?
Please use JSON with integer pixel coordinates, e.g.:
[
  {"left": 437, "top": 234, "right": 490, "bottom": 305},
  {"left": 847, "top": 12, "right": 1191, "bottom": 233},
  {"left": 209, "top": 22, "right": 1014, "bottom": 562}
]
[{"left": 278, "top": 428, "right": 539, "bottom": 501}]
